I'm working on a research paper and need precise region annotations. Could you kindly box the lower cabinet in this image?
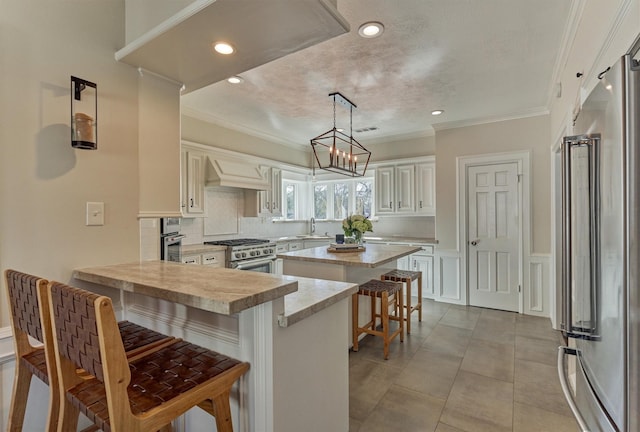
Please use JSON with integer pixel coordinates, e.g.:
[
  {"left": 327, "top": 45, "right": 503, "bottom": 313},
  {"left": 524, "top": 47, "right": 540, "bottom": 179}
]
[
  {"left": 411, "top": 251, "right": 434, "bottom": 298},
  {"left": 181, "top": 251, "right": 225, "bottom": 268},
  {"left": 384, "top": 243, "right": 435, "bottom": 299}
]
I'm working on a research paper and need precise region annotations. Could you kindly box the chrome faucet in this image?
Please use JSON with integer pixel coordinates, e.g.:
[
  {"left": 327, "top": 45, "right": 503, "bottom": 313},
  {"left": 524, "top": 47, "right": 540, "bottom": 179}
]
[{"left": 310, "top": 217, "right": 316, "bottom": 234}]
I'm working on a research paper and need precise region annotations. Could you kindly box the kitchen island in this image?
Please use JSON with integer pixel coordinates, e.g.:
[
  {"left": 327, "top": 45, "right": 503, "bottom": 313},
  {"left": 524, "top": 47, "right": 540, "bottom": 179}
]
[
  {"left": 277, "top": 243, "right": 421, "bottom": 346},
  {"left": 73, "top": 261, "right": 357, "bottom": 432}
]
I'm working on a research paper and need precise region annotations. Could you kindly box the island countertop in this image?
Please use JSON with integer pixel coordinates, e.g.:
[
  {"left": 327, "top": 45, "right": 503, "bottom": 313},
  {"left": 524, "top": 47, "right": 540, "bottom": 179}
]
[
  {"left": 277, "top": 243, "right": 421, "bottom": 268},
  {"left": 73, "top": 260, "right": 298, "bottom": 315}
]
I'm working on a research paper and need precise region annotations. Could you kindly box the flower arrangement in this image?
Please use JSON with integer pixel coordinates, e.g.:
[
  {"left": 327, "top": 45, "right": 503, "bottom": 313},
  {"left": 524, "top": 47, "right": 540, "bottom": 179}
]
[{"left": 342, "top": 214, "right": 373, "bottom": 243}]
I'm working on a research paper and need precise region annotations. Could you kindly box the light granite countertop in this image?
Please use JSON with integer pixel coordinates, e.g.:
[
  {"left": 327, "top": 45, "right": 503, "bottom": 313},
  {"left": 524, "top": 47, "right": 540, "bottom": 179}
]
[
  {"left": 73, "top": 261, "right": 297, "bottom": 315},
  {"left": 277, "top": 243, "right": 421, "bottom": 267},
  {"left": 278, "top": 276, "right": 358, "bottom": 327}
]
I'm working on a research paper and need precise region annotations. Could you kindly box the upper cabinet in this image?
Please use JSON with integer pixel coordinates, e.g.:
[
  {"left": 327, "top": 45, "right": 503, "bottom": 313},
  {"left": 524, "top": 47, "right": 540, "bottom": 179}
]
[
  {"left": 245, "top": 166, "right": 282, "bottom": 217},
  {"left": 376, "top": 165, "right": 416, "bottom": 214},
  {"left": 181, "top": 149, "right": 206, "bottom": 217},
  {"left": 375, "top": 157, "right": 435, "bottom": 216},
  {"left": 415, "top": 162, "right": 436, "bottom": 215}
]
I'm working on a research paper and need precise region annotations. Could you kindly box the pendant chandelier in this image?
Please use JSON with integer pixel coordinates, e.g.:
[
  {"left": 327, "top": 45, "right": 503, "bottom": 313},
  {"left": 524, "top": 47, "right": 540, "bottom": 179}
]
[{"left": 310, "top": 92, "right": 371, "bottom": 177}]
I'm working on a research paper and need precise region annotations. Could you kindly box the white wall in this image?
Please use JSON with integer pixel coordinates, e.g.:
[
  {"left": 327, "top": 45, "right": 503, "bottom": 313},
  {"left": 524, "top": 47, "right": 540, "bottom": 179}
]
[
  {"left": 0, "top": 1, "right": 145, "bottom": 429},
  {"left": 435, "top": 115, "right": 550, "bottom": 253},
  {"left": 182, "top": 114, "right": 311, "bottom": 167}
]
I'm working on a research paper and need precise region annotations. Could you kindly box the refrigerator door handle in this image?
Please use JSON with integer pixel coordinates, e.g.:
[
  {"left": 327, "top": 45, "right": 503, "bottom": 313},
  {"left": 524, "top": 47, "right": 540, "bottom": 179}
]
[{"left": 557, "top": 346, "right": 590, "bottom": 432}]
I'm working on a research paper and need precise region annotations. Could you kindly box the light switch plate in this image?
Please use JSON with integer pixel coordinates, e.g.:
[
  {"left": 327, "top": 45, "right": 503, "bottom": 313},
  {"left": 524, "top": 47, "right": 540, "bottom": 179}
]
[{"left": 86, "top": 202, "right": 104, "bottom": 226}]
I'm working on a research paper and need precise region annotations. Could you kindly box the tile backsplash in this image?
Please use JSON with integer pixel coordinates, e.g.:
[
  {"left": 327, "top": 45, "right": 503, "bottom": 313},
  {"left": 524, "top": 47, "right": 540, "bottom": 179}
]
[{"left": 141, "top": 188, "right": 436, "bottom": 253}]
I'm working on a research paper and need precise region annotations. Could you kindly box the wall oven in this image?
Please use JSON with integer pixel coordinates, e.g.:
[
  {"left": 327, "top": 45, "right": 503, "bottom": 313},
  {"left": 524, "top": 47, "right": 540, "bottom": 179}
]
[
  {"left": 204, "top": 238, "right": 277, "bottom": 273},
  {"left": 160, "top": 218, "right": 185, "bottom": 261}
]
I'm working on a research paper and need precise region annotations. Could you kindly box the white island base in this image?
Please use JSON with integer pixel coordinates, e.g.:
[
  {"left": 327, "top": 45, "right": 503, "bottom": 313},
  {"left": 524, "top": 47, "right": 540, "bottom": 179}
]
[
  {"left": 73, "top": 262, "right": 357, "bottom": 432},
  {"left": 279, "top": 244, "right": 421, "bottom": 348}
]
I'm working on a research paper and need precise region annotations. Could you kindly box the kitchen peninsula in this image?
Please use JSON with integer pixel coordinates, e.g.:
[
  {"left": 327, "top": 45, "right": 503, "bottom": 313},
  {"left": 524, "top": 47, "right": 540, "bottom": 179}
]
[
  {"left": 277, "top": 243, "right": 421, "bottom": 346},
  {"left": 73, "top": 261, "right": 357, "bottom": 432}
]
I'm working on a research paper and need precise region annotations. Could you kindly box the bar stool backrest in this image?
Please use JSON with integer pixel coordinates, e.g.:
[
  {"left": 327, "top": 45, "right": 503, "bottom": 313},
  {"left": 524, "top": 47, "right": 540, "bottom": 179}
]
[
  {"left": 6, "top": 270, "right": 45, "bottom": 343},
  {"left": 49, "top": 281, "right": 113, "bottom": 382}
]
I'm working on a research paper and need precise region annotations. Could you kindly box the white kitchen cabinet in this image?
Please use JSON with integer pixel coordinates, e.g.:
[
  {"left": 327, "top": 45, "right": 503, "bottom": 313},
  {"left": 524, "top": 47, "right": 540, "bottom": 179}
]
[
  {"left": 375, "top": 164, "right": 416, "bottom": 214},
  {"left": 181, "top": 149, "right": 206, "bottom": 217},
  {"left": 276, "top": 242, "right": 289, "bottom": 253},
  {"left": 288, "top": 241, "right": 304, "bottom": 251},
  {"left": 245, "top": 166, "right": 282, "bottom": 217},
  {"left": 375, "top": 166, "right": 395, "bottom": 214},
  {"left": 387, "top": 243, "right": 435, "bottom": 299},
  {"left": 201, "top": 251, "right": 225, "bottom": 267},
  {"left": 411, "top": 247, "right": 435, "bottom": 298},
  {"left": 374, "top": 158, "right": 435, "bottom": 216},
  {"left": 181, "top": 254, "right": 201, "bottom": 265},
  {"left": 181, "top": 250, "right": 224, "bottom": 267},
  {"left": 415, "top": 162, "right": 436, "bottom": 215}
]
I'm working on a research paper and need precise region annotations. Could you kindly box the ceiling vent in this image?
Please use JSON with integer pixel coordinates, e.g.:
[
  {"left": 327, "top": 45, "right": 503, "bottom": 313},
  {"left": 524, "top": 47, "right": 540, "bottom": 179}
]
[{"left": 354, "top": 126, "right": 378, "bottom": 133}]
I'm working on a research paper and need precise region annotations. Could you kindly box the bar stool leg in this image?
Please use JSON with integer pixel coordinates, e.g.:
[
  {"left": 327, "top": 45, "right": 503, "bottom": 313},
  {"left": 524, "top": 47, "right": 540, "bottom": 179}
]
[
  {"left": 381, "top": 291, "right": 390, "bottom": 360},
  {"left": 417, "top": 274, "right": 423, "bottom": 322},
  {"left": 404, "top": 277, "right": 412, "bottom": 334},
  {"left": 398, "top": 285, "right": 404, "bottom": 343}
]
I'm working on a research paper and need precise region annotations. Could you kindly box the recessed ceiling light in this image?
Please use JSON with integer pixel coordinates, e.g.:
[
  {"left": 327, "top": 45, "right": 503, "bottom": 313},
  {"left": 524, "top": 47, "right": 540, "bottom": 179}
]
[
  {"left": 431, "top": 109, "right": 444, "bottom": 116},
  {"left": 358, "top": 22, "right": 384, "bottom": 38},
  {"left": 213, "top": 42, "right": 234, "bottom": 55},
  {"left": 227, "top": 76, "right": 244, "bottom": 84}
]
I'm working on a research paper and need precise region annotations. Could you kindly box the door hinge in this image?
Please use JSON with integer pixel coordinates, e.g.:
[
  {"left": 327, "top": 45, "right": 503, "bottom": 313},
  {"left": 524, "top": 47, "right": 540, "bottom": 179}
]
[
  {"left": 517, "top": 174, "right": 523, "bottom": 183},
  {"left": 518, "top": 284, "right": 522, "bottom": 293}
]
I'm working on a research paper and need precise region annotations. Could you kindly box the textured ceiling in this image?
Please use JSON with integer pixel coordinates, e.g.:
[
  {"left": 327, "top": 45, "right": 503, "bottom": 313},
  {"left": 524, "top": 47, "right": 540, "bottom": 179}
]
[{"left": 181, "top": 0, "right": 573, "bottom": 147}]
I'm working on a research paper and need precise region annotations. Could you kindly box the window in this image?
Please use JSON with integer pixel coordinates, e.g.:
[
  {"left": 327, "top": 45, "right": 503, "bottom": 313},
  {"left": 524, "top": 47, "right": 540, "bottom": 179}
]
[
  {"left": 282, "top": 180, "right": 305, "bottom": 220},
  {"left": 313, "top": 178, "right": 373, "bottom": 220},
  {"left": 355, "top": 180, "right": 372, "bottom": 216},
  {"left": 314, "top": 184, "right": 328, "bottom": 219},
  {"left": 333, "top": 183, "right": 349, "bottom": 219}
]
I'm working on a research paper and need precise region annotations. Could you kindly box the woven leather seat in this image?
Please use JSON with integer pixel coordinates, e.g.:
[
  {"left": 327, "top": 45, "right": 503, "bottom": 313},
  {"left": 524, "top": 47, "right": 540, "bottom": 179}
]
[
  {"left": 381, "top": 269, "right": 423, "bottom": 334},
  {"left": 352, "top": 279, "right": 404, "bottom": 359},
  {"left": 4, "top": 269, "right": 175, "bottom": 431},
  {"left": 49, "top": 281, "right": 250, "bottom": 432}
]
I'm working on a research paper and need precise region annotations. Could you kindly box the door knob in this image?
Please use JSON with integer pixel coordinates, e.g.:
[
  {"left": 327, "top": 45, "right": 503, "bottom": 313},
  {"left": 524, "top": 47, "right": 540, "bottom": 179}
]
[{"left": 470, "top": 240, "right": 480, "bottom": 246}]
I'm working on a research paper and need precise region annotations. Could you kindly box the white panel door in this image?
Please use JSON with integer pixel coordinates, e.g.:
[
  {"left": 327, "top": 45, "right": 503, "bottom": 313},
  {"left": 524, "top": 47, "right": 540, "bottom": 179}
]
[{"left": 468, "top": 163, "right": 520, "bottom": 311}]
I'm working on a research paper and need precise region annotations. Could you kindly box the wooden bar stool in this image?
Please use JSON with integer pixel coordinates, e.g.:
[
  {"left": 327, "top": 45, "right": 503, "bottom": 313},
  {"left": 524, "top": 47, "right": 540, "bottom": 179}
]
[
  {"left": 4, "top": 269, "right": 175, "bottom": 432},
  {"left": 352, "top": 279, "right": 404, "bottom": 360},
  {"left": 48, "top": 281, "right": 250, "bottom": 432},
  {"left": 381, "top": 269, "right": 422, "bottom": 334}
]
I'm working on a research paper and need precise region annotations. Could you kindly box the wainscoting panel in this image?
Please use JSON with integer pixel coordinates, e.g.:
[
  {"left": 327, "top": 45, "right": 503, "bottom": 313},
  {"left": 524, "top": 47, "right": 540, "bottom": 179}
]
[
  {"left": 525, "top": 254, "right": 551, "bottom": 317},
  {"left": 435, "top": 250, "right": 464, "bottom": 305}
]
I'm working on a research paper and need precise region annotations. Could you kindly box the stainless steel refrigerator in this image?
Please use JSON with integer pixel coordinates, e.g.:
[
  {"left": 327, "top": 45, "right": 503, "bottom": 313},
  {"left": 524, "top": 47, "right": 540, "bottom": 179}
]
[{"left": 558, "top": 43, "right": 640, "bottom": 431}]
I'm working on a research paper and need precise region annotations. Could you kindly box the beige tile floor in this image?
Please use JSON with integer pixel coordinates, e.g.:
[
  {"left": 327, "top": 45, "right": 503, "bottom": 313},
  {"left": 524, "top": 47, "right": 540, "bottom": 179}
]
[{"left": 349, "top": 299, "right": 578, "bottom": 432}]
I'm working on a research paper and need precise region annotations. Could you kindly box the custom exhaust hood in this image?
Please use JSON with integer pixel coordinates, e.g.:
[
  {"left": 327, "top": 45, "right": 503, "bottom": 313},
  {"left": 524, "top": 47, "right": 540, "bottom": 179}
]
[{"left": 205, "top": 157, "right": 269, "bottom": 190}]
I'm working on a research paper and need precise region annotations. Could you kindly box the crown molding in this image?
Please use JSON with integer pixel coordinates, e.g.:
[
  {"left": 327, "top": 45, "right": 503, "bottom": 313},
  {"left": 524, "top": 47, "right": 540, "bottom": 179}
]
[
  {"left": 545, "top": 0, "right": 587, "bottom": 108},
  {"left": 432, "top": 106, "right": 549, "bottom": 132},
  {"left": 181, "top": 106, "right": 304, "bottom": 150}
]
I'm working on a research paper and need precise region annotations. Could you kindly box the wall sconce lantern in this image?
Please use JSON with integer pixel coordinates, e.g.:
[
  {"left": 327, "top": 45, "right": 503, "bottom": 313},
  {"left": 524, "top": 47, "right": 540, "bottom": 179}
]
[
  {"left": 71, "top": 76, "right": 97, "bottom": 150},
  {"left": 310, "top": 92, "right": 371, "bottom": 177}
]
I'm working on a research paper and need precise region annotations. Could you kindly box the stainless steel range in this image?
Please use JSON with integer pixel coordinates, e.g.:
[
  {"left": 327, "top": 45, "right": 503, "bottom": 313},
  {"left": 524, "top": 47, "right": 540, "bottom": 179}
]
[{"left": 204, "top": 238, "right": 277, "bottom": 273}]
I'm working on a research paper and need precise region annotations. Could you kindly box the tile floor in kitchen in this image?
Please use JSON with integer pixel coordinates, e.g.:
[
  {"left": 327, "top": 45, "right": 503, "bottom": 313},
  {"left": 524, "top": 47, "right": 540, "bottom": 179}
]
[{"left": 349, "top": 299, "right": 578, "bottom": 432}]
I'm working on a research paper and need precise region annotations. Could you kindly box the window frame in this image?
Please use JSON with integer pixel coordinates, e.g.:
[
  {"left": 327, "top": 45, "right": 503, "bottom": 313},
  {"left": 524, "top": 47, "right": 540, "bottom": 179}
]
[{"left": 312, "top": 176, "right": 374, "bottom": 221}]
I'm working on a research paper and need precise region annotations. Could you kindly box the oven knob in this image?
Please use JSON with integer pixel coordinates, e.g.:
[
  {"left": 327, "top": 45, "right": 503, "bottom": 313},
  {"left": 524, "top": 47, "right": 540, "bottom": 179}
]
[
  {"left": 242, "top": 252, "right": 247, "bottom": 258},
  {"left": 250, "top": 251, "right": 257, "bottom": 256},
  {"left": 235, "top": 252, "right": 241, "bottom": 259}
]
